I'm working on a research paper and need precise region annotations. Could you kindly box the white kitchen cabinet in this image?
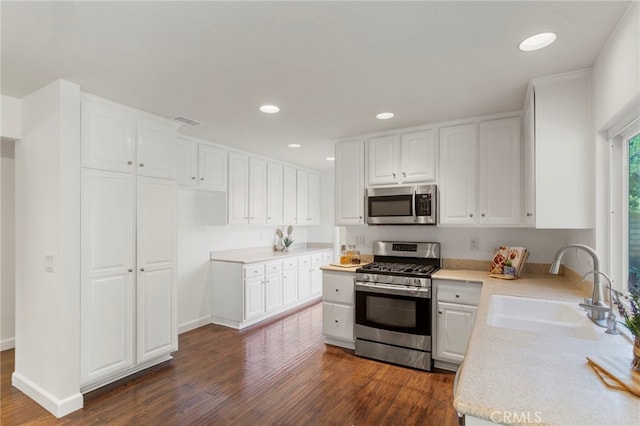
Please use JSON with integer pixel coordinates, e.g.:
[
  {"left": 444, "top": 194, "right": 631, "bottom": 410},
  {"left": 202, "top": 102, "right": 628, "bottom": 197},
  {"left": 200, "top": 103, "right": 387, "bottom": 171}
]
[
  {"left": 267, "top": 162, "right": 283, "bottom": 225},
  {"left": 523, "top": 70, "right": 593, "bottom": 229},
  {"left": 433, "top": 280, "right": 481, "bottom": 370},
  {"left": 176, "top": 137, "right": 227, "bottom": 191},
  {"left": 477, "top": 117, "right": 521, "bottom": 225},
  {"left": 245, "top": 276, "right": 266, "bottom": 320},
  {"left": 282, "top": 258, "right": 298, "bottom": 305},
  {"left": 80, "top": 163, "right": 176, "bottom": 388},
  {"left": 322, "top": 270, "right": 355, "bottom": 349},
  {"left": 283, "top": 166, "right": 298, "bottom": 224},
  {"left": 367, "top": 130, "right": 436, "bottom": 186},
  {"left": 439, "top": 117, "right": 521, "bottom": 226},
  {"left": 368, "top": 134, "right": 399, "bottom": 185},
  {"left": 298, "top": 255, "right": 312, "bottom": 299},
  {"left": 335, "top": 139, "right": 365, "bottom": 225},
  {"left": 81, "top": 95, "right": 177, "bottom": 179},
  {"left": 265, "top": 273, "right": 283, "bottom": 312},
  {"left": 310, "top": 253, "right": 323, "bottom": 296},
  {"left": 248, "top": 157, "right": 267, "bottom": 224},
  {"left": 295, "top": 170, "right": 321, "bottom": 225},
  {"left": 439, "top": 124, "right": 477, "bottom": 225}
]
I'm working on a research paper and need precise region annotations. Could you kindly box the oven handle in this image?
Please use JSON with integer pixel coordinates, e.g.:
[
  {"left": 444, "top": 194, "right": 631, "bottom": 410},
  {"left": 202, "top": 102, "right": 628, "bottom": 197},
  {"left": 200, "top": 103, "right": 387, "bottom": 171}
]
[{"left": 355, "top": 282, "right": 431, "bottom": 298}]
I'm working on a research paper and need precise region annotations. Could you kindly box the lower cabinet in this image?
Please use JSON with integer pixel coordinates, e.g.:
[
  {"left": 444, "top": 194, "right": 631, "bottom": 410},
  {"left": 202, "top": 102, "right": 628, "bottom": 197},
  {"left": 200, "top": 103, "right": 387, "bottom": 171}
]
[
  {"left": 211, "top": 249, "right": 331, "bottom": 329},
  {"left": 433, "top": 279, "right": 481, "bottom": 370},
  {"left": 322, "top": 270, "right": 355, "bottom": 349}
]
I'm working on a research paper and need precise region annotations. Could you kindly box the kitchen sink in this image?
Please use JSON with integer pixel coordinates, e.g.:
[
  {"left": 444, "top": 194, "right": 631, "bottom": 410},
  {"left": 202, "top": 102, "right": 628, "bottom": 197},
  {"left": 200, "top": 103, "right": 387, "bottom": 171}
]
[{"left": 487, "top": 294, "right": 599, "bottom": 340}]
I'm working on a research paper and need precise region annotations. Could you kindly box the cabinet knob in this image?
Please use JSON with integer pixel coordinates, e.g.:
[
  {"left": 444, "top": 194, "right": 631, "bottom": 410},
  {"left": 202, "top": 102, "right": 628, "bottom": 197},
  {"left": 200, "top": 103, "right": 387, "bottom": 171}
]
[
  {"left": 469, "top": 213, "right": 474, "bottom": 218},
  {"left": 335, "top": 288, "right": 339, "bottom": 292},
  {"left": 481, "top": 213, "right": 485, "bottom": 217},
  {"left": 127, "top": 161, "right": 133, "bottom": 165},
  {"left": 128, "top": 268, "right": 133, "bottom": 272},
  {"left": 139, "top": 163, "right": 144, "bottom": 167},
  {"left": 200, "top": 177, "right": 204, "bottom": 181},
  {"left": 359, "top": 216, "right": 363, "bottom": 220},
  {"left": 140, "top": 267, "right": 145, "bottom": 272},
  {"left": 526, "top": 212, "right": 533, "bottom": 217},
  {"left": 334, "top": 319, "right": 339, "bottom": 323},
  {"left": 456, "top": 294, "right": 460, "bottom": 298},
  {"left": 402, "top": 172, "right": 406, "bottom": 177},
  {"left": 392, "top": 173, "right": 396, "bottom": 178},
  {"left": 191, "top": 176, "right": 196, "bottom": 180},
  {"left": 438, "top": 311, "right": 443, "bottom": 314}
]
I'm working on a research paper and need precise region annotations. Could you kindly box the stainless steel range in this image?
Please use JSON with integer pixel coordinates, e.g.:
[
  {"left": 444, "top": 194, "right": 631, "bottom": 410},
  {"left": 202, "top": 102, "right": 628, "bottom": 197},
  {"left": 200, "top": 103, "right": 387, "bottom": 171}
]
[{"left": 355, "top": 241, "right": 440, "bottom": 371}]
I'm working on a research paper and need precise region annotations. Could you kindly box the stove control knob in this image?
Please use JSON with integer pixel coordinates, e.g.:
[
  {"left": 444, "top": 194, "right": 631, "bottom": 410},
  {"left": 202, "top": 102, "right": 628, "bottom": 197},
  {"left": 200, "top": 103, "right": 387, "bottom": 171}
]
[
  {"left": 362, "top": 274, "right": 370, "bottom": 282},
  {"left": 403, "top": 277, "right": 410, "bottom": 285},
  {"left": 413, "top": 278, "right": 421, "bottom": 285}
]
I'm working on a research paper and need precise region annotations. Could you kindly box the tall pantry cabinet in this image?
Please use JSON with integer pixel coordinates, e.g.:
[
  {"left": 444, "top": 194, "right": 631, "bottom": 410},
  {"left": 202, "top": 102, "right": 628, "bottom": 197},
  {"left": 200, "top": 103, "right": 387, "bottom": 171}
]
[{"left": 80, "top": 95, "right": 178, "bottom": 389}]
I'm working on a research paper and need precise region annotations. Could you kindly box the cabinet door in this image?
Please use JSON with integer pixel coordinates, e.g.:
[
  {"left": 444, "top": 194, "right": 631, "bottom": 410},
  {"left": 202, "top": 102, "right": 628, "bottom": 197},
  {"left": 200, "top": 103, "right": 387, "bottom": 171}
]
[
  {"left": 137, "top": 267, "right": 175, "bottom": 363},
  {"left": 523, "top": 94, "right": 535, "bottom": 227},
  {"left": 81, "top": 96, "right": 134, "bottom": 173},
  {"left": 282, "top": 166, "right": 298, "bottom": 224},
  {"left": 307, "top": 173, "right": 321, "bottom": 225},
  {"left": 310, "top": 262, "right": 323, "bottom": 296},
  {"left": 439, "top": 124, "right": 477, "bottom": 225},
  {"left": 176, "top": 137, "right": 198, "bottom": 186},
  {"left": 265, "top": 273, "right": 283, "bottom": 312},
  {"left": 298, "top": 268, "right": 311, "bottom": 299},
  {"left": 322, "top": 302, "right": 354, "bottom": 342},
  {"left": 401, "top": 129, "right": 436, "bottom": 183},
  {"left": 435, "top": 302, "right": 477, "bottom": 364},
  {"left": 478, "top": 117, "right": 521, "bottom": 225},
  {"left": 137, "top": 177, "right": 176, "bottom": 272},
  {"left": 228, "top": 152, "right": 249, "bottom": 224},
  {"left": 267, "top": 162, "right": 284, "bottom": 225},
  {"left": 335, "top": 140, "right": 365, "bottom": 225},
  {"left": 282, "top": 268, "right": 298, "bottom": 305},
  {"left": 368, "top": 135, "right": 399, "bottom": 185},
  {"left": 296, "top": 170, "right": 309, "bottom": 225},
  {"left": 245, "top": 277, "right": 265, "bottom": 320},
  {"left": 199, "top": 144, "right": 227, "bottom": 191},
  {"left": 135, "top": 115, "right": 177, "bottom": 179},
  {"left": 249, "top": 157, "right": 267, "bottom": 224},
  {"left": 81, "top": 169, "right": 135, "bottom": 384}
]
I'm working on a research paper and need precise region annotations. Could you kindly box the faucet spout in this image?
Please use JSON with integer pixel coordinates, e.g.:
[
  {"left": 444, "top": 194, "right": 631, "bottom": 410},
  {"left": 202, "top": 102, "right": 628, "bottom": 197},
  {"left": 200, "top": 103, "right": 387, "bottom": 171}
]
[{"left": 549, "top": 244, "right": 606, "bottom": 320}]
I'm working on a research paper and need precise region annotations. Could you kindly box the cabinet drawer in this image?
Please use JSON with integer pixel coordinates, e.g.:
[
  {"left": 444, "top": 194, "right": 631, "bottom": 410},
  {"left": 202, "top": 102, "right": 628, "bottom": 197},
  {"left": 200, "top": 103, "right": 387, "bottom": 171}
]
[
  {"left": 323, "top": 279, "right": 354, "bottom": 304},
  {"left": 298, "top": 255, "right": 311, "bottom": 268},
  {"left": 322, "top": 252, "right": 333, "bottom": 264},
  {"left": 322, "top": 302, "right": 354, "bottom": 341},
  {"left": 264, "top": 261, "right": 282, "bottom": 274},
  {"left": 283, "top": 258, "right": 297, "bottom": 270},
  {"left": 438, "top": 281, "right": 481, "bottom": 305},
  {"left": 311, "top": 253, "right": 323, "bottom": 264},
  {"left": 244, "top": 264, "right": 265, "bottom": 279}
]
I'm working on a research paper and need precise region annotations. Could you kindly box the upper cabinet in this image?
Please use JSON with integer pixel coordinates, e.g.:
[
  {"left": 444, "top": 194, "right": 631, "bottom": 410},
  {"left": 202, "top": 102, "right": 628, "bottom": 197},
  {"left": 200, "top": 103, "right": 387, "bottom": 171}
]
[
  {"left": 367, "top": 130, "right": 436, "bottom": 186},
  {"left": 266, "top": 162, "right": 283, "bottom": 225},
  {"left": 296, "top": 170, "right": 320, "bottom": 225},
  {"left": 176, "top": 136, "right": 227, "bottom": 191},
  {"left": 81, "top": 95, "right": 178, "bottom": 179},
  {"left": 283, "top": 166, "right": 298, "bottom": 224},
  {"left": 439, "top": 117, "right": 521, "bottom": 226},
  {"left": 335, "top": 139, "right": 365, "bottom": 225},
  {"left": 228, "top": 152, "right": 250, "bottom": 224},
  {"left": 524, "top": 70, "right": 593, "bottom": 229}
]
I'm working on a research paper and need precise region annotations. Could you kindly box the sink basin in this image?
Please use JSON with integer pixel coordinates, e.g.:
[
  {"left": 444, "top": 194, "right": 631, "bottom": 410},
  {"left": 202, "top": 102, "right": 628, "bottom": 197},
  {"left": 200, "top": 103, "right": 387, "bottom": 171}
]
[{"left": 487, "top": 294, "right": 599, "bottom": 340}]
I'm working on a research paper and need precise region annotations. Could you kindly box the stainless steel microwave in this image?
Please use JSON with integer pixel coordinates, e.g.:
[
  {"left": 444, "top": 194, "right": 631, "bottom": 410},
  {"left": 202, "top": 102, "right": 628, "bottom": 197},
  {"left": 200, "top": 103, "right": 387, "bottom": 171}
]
[{"left": 365, "top": 185, "right": 437, "bottom": 225}]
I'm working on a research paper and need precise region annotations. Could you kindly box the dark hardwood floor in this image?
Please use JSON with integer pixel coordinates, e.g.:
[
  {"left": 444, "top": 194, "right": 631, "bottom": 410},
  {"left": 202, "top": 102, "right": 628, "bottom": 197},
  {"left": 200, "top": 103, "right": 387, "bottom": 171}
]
[{"left": 1, "top": 302, "right": 459, "bottom": 425}]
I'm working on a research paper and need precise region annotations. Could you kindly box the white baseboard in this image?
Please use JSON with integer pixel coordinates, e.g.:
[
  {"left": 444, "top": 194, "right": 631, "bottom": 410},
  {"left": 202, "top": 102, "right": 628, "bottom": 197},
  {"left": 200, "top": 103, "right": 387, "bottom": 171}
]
[
  {"left": 178, "top": 316, "right": 212, "bottom": 334},
  {"left": 11, "top": 371, "right": 83, "bottom": 418},
  {"left": 1, "top": 337, "right": 15, "bottom": 351}
]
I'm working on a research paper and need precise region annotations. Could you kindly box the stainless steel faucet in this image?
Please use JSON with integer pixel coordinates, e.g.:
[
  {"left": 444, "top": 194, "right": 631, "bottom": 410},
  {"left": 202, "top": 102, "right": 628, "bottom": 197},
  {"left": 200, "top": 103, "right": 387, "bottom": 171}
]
[{"left": 549, "top": 244, "right": 607, "bottom": 322}]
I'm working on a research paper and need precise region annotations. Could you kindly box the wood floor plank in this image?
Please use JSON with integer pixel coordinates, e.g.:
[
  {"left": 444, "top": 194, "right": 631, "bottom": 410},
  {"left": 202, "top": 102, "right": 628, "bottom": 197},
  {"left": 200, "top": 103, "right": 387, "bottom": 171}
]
[{"left": 1, "top": 302, "right": 459, "bottom": 425}]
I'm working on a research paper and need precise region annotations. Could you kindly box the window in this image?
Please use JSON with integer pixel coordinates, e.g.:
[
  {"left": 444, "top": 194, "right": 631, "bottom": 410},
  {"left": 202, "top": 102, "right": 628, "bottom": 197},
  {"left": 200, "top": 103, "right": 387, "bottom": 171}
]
[{"left": 611, "top": 118, "right": 640, "bottom": 294}]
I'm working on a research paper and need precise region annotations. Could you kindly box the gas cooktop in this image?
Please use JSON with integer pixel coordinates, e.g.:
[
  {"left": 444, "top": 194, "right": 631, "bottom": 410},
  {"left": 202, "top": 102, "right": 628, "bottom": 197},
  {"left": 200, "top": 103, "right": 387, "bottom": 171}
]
[{"left": 356, "top": 262, "right": 439, "bottom": 277}]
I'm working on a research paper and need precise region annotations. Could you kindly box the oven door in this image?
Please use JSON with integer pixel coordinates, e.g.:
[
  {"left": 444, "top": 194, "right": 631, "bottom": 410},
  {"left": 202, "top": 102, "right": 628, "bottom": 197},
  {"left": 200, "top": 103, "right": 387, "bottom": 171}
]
[{"left": 355, "top": 282, "right": 431, "bottom": 336}]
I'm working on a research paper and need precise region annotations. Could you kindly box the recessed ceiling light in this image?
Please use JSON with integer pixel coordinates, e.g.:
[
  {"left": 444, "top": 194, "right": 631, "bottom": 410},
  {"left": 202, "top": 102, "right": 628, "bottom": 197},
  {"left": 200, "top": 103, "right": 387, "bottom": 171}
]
[
  {"left": 376, "top": 112, "right": 395, "bottom": 120},
  {"left": 260, "top": 105, "right": 280, "bottom": 114},
  {"left": 288, "top": 143, "right": 301, "bottom": 148},
  {"left": 518, "top": 32, "right": 557, "bottom": 52},
  {"left": 326, "top": 157, "right": 335, "bottom": 161}
]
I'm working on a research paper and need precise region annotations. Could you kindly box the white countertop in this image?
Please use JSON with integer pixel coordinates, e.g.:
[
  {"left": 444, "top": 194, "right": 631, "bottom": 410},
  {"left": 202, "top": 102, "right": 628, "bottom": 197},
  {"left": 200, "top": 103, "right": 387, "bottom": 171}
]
[
  {"left": 437, "top": 269, "right": 639, "bottom": 426},
  {"left": 210, "top": 243, "right": 333, "bottom": 264}
]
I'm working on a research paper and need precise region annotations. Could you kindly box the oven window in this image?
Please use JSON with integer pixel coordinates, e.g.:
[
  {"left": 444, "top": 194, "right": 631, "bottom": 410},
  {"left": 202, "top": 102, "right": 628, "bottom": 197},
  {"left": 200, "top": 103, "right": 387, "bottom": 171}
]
[
  {"left": 368, "top": 195, "right": 412, "bottom": 217},
  {"left": 366, "top": 295, "right": 416, "bottom": 328}
]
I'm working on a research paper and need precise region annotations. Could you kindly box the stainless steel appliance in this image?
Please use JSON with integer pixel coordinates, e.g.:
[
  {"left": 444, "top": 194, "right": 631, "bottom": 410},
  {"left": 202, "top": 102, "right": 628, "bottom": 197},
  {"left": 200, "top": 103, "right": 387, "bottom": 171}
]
[
  {"left": 355, "top": 241, "right": 440, "bottom": 371},
  {"left": 365, "top": 184, "right": 437, "bottom": 225}
]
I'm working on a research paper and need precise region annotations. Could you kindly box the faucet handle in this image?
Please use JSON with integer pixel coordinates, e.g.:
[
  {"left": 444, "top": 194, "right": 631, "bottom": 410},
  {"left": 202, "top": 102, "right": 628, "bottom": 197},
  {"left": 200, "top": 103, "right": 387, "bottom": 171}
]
[{"left": 579, "top": 303, "right": 610, "bottom": 313}]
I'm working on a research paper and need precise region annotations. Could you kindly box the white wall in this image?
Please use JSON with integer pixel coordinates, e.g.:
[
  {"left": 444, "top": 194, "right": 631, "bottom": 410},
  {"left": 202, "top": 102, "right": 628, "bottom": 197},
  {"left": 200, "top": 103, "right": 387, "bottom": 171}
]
[
  {"left": 176, "top": 188, "right": 310, "bottom": 333},
  {"left": 1, "top": 95, "right": 21, "bottom": 140},
  {"left": 1, "top": 140, "right": 16, "bottom": 350},
  {"left": 567, "top": 2, "right": 640, "bottom": 280},
  {"left": 13, "top": 80, "right": 83, "bottom": 417}
]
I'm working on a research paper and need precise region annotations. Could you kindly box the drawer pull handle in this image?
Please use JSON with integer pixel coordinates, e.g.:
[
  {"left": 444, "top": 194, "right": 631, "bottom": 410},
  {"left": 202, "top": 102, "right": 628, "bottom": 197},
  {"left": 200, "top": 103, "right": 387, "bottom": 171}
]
[
  {"left": 334, "top": 319, "right": 339, "bottom": 323},
  {"left": 456, "top": 294, "right": 460, "bottom": 298},
  {"left": 335, "top": 288, "right": 339, "bottom": 292},
  {"left": 438, "top": 311, "right": 443, "bottom": 314}
]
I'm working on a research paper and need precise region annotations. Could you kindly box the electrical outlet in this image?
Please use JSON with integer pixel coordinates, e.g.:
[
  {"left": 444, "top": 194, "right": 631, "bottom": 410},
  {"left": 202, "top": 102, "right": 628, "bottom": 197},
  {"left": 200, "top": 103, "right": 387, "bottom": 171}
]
[
  {"left": 470, "top": 237, "right": 480, "bottom": 251},
  {"left": 355, "top": 235, "right": 366, "bottom": 246}
]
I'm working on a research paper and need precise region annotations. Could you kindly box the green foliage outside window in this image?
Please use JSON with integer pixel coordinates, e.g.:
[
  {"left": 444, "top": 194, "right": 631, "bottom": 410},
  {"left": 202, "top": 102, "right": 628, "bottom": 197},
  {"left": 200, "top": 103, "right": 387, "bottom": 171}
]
[
  {"left": 629, "top": 133, "right": 640, "bottom": 294},
  {"left": 629, "top": 134, "right": 640, "bottom": 213}
]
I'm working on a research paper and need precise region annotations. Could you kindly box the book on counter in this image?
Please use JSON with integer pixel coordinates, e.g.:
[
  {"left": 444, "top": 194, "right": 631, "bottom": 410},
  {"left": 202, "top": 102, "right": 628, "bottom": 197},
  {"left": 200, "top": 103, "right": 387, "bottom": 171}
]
[{"left": 489, "top": 246, "right": 528, "bottom": 278}]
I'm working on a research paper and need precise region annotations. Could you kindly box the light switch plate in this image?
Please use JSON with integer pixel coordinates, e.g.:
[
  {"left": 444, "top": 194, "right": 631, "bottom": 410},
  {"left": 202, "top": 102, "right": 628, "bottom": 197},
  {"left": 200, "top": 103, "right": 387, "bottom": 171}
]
[{"left": 44, "top": 255, "right": 56, "bottom": 272}]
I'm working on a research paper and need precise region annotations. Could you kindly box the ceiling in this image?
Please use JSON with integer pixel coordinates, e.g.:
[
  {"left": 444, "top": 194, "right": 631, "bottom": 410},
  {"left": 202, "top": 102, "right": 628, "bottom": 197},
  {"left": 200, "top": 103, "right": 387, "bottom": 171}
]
[{"left": 1, "top": 1, "right": 631, "bottom": 171}]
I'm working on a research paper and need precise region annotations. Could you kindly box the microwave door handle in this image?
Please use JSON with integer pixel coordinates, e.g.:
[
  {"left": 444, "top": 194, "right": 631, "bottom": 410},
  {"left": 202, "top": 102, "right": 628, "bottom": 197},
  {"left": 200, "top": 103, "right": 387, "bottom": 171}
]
[{"left": 412, "top": 191, "right": 417, "bottom": 222}]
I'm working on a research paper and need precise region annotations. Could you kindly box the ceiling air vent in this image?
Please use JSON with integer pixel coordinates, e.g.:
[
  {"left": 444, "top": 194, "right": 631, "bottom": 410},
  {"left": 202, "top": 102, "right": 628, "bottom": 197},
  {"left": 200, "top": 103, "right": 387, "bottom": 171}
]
[{"left": 172, "top": 115, "right": 201, "bottom": 127}]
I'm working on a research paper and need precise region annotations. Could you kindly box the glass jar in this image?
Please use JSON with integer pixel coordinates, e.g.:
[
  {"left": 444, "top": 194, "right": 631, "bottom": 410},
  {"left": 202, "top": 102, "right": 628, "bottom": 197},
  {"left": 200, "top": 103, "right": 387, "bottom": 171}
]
[{"left": 339, "top": 244, "right": 351, "bottom": 265}]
